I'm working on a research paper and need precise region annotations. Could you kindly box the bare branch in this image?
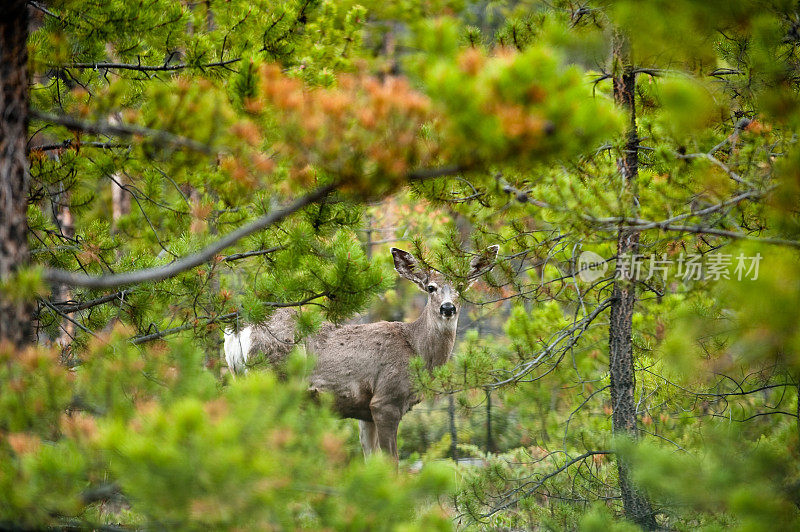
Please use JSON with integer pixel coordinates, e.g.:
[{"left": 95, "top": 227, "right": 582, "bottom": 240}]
[
  {"left": 53, "top": 289, "right": 135, "bottom": 314},
  {"left": 43, "top": 183, "right": 338, "bottom": 289},
  {"left": 28, "top": 139, "right": 127, "bottom": 152},
  {"left": 581, "top": 188, "right": 800, "bottom": 248},
  {"left": 46, "top": 248, "right": 283, "bottom": 315},
  {"left": 490, "top": 298, "right": 614, "bottom": 388},
  {"left": 130, "top": 292, "right": 326, "bottom": 344},
  {"left": 40, "top": 299, "right": 98, "bottom": 338},
  {"left": 222, "top": 246, "right": 283, "bottom": 262},
  {"left": 633, "top": 223, "right": 800, "bottom": 249},
  {"left": 677, "top": 151, "right": 754, "bottom": 187},
  {"left": 481, "top": 450, "right": 614, "bottom": 519},
  {"left": 30, "top": 110, "right": 216, "bottom": 154},
  {"left": 130, "top": 314, "right": 235, "bottom": 345},
  {"left": 39, "top": 163, "right": 467, "bottom": 290},
  {"left": 27, "top": 1, "right": 58, "bottom": 18},
  {"left": 61, "top": 58, "right": 241, "bottom": 72},
  {"left": 587, "top": 189, "right": 764, "bottom": 228}
]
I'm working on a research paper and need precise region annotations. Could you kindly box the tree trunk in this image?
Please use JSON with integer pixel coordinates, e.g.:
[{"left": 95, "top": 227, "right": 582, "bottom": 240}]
[
  {"left": 110, "top": 174, "right": 131, "bottom": 234},
  {"left": 52, "top": 184, "right": 74, "bottom": 350},
  {"left": 608, "top": 33, "right": 658, "bottom": 530},
  {"left": 0, "top": 1, "right": 33, "bottom": 347},
  {"left": 448, "top": 394, "right": 458, "bottom": 461},
  {"left": 486, "top": 388, "right": 494, "bottom": 454}
]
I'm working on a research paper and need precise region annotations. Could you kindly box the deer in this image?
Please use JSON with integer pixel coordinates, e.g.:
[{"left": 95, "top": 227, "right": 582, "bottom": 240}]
[{"left": 223, "top": 245, "right": 499, "bottom": 461}]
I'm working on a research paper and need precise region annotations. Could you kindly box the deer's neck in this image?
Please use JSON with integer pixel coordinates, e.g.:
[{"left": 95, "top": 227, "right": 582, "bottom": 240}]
[{"left": 406, "top": 304, "right": 457, "bottom": 370}]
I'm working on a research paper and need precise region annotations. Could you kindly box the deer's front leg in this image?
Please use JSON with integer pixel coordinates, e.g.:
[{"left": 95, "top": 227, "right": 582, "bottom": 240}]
[{"left": 369, "top": 398, "right": 402, "bottom": 461}]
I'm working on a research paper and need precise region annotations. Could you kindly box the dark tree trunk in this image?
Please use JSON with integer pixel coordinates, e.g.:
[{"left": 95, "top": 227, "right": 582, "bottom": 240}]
[
  {"left": 608, "top": 33, "right": 658, "bottom": 530},
  {"left": 0, "top": 1, "right": 33, "bottom": 347}
]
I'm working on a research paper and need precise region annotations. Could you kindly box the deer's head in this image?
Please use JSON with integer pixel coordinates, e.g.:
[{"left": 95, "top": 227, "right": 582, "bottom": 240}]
[{"left": 391, "top": 245, "right": 499, "bottom": 322}]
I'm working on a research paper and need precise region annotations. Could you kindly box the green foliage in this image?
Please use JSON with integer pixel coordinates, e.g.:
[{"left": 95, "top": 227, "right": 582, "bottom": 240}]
[
  {"left": 12, "top": 0, "right": 800, "bottom": 530},
  {"left": 0, "top": 337, "right": 454, "bottom": 530},
  {"left": 410, "top": 17, "right": 623, "bottom": 166},
  {"left": 580, "top": 504, "right": 640, "bottom": 532},
  {"left": 619, "top": 424, "right": 800, "bottom": 530},
  {"left": 641, "top": 75, "right": 728, "bottom": 139},
  {"left": 0, "top": 265, "right": 47, "bottom": 303}
]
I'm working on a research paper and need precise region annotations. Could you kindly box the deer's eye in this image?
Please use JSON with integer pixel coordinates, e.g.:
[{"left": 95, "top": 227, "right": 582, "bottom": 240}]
[{"left": 426, "top": 285, "right": 437, "bottom": 293}]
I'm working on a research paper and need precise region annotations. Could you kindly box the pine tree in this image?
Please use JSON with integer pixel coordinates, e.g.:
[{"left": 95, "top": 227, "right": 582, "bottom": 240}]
[{"left": 0, "top": 0, "right": 33, "bottom": 346}]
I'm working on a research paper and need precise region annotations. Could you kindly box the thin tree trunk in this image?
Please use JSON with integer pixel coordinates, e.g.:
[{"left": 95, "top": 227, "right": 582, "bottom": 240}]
[
  {"left": 608, "top": 33, "right": 658, "bottom": 530},
  {"left": 448, "top": 394, "right": 458, "bottom": 461},
  {"left": 486, "top": 388, "right": 494, "bottom": 454},
  {"left": 360, "top": 215, "right": 374, "bottom": 324},
  {"left": 0, "top": 1, "right": 33, "bottom": 347},
  {"left": 53, "top": 183, "right": 74, "bottom": 349},
  {"left": 111, "top": 174, "right": 131, "bottom": 234}
]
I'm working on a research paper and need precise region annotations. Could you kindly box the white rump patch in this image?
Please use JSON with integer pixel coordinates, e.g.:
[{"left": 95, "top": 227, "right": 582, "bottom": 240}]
[{"left": 224, "top": 326, "right": 252, "bottom": 374}]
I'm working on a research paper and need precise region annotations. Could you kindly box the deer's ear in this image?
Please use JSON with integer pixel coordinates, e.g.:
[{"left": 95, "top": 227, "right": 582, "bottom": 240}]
[
  {"left": 467, "top": 245, "right": 499, "bottom": 283},
  {"left": 391, "top": 248, "right": 427, "bottom": 289}
]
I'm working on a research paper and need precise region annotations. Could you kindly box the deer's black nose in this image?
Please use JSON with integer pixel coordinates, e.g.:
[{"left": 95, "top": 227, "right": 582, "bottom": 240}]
[{"left": 440, "top": 302, "right": 456, "bottom": 317}]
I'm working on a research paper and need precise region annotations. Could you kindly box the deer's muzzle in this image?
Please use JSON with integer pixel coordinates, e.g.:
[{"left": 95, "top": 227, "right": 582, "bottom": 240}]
[{"left": 440, "top": 302, "right": 456, "bottom": 318}]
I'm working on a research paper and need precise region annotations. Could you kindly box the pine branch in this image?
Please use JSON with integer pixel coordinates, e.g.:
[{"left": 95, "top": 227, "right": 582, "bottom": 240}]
[
  {"left": 628, "top": 223, "right": 800, "bottom": 249},
  {"left": 490, "top": 298, "right": 614, "bottom": 388},
  {"left": 43, "top": 183, "right": 338, "bottom": 289},
  {"left": 480, "top": 450, "right": 614, "bottom": 519},
  {"left": 39, "top": 164, "right": 466, "bottom": 290},
  {"left": 61, "top": 58, "right": 241, "bottom": 72},
  {"left": 30, "top": 110, "right": 216, "bottom": 154},
  {"left": 28, "top": 139, "right": 127, "bottom": 152},
  {"left": 222, "top": 246, "right": 283, "bottom": 262},
  {"left": 43, "top": 247, "right": 284, "bottom": 316},
  {"left": 130, "top": 292, "right": 326, "bottom": 344}
]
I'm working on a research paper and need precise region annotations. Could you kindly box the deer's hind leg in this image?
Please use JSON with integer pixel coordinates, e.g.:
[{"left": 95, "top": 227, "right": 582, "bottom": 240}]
[{"left": 358, "top": 420, "right": 380, "bottom": 458}]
